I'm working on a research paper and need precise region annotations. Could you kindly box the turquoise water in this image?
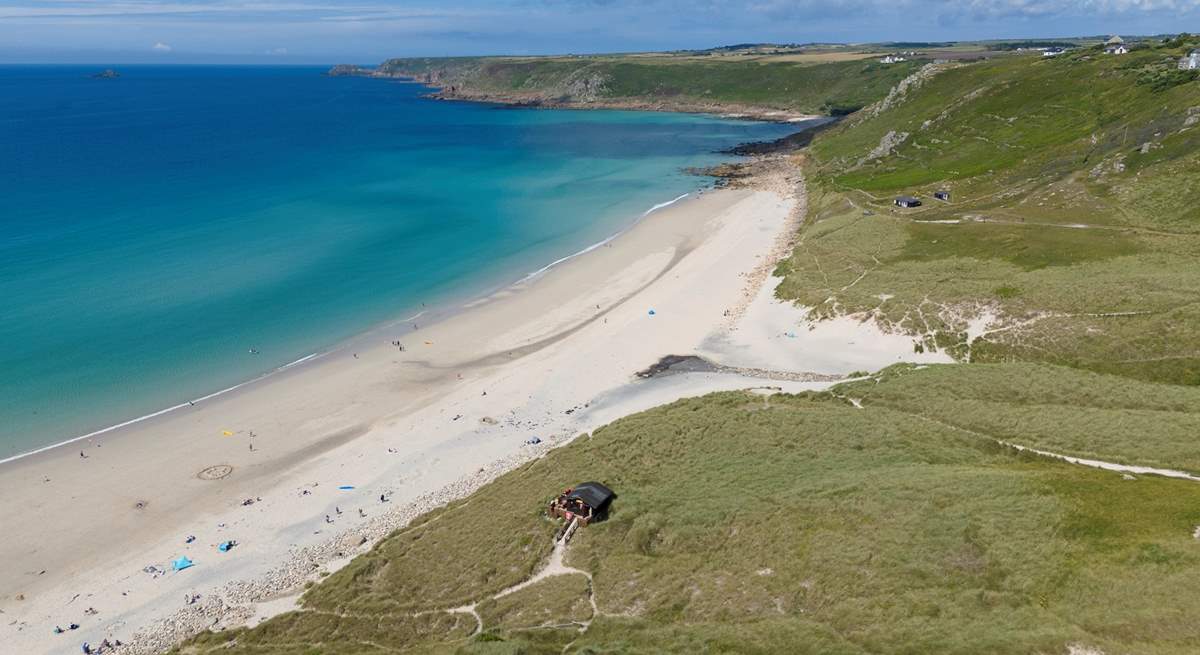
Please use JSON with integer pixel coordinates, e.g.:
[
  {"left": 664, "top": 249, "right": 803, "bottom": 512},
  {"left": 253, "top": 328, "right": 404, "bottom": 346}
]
[{"left": 0, "top": 65, "right": 798, "bottom": 458}]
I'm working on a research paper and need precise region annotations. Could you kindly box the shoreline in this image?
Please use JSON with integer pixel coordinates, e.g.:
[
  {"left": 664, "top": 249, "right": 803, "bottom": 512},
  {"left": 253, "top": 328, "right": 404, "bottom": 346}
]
[{"left": 0, "top": 187, "right": 710, "bottom": 468}]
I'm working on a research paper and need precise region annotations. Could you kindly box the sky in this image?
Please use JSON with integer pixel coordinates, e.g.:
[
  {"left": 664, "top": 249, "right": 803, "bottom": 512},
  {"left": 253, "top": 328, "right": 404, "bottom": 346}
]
[{"left": 1, "top": 0, "right": 1198, "bottom": 64}]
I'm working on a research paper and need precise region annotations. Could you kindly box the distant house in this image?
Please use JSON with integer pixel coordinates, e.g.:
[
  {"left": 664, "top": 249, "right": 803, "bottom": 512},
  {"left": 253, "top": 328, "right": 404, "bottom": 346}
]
[
  {"left": 880, "top": 55, "right": 907, "bottom": 64},
  {"left": 1179, "top": 51, "right": 1200, "bottom": 70},
  {"left": 1105, "top": 44, "right": 1129, "bottom": 55},
  {"left": 1042, "top": 48, "right": 1065, "bottom": 57},
  {"left": 894, "top": 196, "right": 921, "bottom": 208},
  {"left": 933, "top": 190, "right": 950, "bottom": 201}
]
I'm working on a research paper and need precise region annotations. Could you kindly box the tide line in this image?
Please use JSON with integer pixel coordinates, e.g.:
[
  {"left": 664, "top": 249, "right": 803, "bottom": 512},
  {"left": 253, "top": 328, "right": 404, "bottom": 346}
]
[
  {"left": 0, "top": 351, "right": 325, "bottom": 466},
  {"left": 521, "top": 192, "right": 691, "bottom": 283}
]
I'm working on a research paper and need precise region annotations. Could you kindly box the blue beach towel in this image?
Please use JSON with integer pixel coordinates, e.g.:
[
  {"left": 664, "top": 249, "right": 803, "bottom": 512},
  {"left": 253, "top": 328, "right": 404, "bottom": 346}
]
[{"left": 172, "top": 556, "right": 194, "bottom": 571}]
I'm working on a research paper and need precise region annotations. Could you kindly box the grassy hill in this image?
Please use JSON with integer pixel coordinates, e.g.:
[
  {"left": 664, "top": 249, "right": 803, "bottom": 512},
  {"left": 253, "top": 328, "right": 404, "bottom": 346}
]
[
  {"left": 376, "top": 55, "right": 923, "bottom": 116},
  {"left": 174, "top": 364, "right": 1200, "bottom": 655},
  {"left": 775, "top": 39, "right": 1200, "bottom": 384}
]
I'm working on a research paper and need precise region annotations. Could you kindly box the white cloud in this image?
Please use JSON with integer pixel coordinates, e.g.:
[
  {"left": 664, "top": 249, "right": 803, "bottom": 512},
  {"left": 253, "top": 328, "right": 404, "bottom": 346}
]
[{"left": 152, "top": 41, "right": 171, "bottom": 51}]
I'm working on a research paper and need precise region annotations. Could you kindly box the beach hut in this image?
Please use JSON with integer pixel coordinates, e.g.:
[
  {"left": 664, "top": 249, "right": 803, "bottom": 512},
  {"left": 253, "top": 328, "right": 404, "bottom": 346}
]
[
  {"left": 548, "top": 481, "right": 615, "bottom": 528},
  {"left": 894, "top": 196, "right": 922, "bottom": 208}
]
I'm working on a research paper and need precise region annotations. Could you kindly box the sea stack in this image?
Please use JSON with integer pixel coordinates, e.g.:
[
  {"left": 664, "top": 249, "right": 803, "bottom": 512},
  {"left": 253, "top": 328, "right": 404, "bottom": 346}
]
[{"left": 92, "top": 69, "right": 120, "bottom": 79}]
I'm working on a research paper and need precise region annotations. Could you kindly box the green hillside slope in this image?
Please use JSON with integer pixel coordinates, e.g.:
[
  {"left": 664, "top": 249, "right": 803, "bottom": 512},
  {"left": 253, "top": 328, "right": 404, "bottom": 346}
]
[
  {"left": 175, "top": 364, "right": 1200, "bottom": 655},
  {"left": 775, "top": 40, "right": 1200, "bottom": 384}
]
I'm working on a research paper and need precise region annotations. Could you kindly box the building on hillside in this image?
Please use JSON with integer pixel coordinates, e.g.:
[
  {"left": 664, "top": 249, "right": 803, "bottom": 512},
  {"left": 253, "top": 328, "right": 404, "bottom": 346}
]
[
  {"left": 934, "top": 190, "right": 950, "bottom": 201},
  {"left": 880, "top": 55, "right": 907, "bottom": 64},
  {"left": 1105, "top": 44, "right": 1129, "bottom": 55},
  {"left": 894, "top": 196, "right": 921, "bottom": 208},
  {"left": 1042, "top": 48, "right": 1065, "bottom": 57},
  {"left": 1106, "top": 35, "right": 1125, "bottom": 45},
  {"left": 1179, "top": 51, "right": 1200, "bottom": 70}
]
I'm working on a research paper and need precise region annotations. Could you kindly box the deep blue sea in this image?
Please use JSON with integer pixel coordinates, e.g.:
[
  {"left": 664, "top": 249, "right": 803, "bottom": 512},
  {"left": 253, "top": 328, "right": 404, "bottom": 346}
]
[{"left": 0, "top": 65, "right": 797, "bottom": 458}]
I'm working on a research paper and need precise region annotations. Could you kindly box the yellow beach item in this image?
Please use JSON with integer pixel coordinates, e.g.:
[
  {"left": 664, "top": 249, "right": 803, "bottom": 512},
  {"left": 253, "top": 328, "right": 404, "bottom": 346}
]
[{"left": 222, "top": 430, "right": 234, "bottom": 436}]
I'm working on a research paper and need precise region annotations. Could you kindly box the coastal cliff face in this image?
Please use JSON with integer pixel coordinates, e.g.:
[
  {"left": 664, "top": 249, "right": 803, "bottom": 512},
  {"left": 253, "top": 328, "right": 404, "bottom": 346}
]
[{"left": 334, "top": 55, "right": 921, "bottom": 120}]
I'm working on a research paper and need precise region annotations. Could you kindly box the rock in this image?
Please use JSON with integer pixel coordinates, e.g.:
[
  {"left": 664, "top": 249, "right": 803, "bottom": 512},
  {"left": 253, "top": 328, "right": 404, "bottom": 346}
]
[
  {"left": 326, "top": 64, "right": 368, "bottom": 77},
  {"left": 91, "top": 69, "right": 120, "bottom": 79}
]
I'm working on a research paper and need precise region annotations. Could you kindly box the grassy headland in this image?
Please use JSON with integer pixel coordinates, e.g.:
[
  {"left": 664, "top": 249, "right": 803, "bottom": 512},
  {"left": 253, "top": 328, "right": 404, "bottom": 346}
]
[{"left": 372, "top": 53, "right": 923, "bottom": 118}]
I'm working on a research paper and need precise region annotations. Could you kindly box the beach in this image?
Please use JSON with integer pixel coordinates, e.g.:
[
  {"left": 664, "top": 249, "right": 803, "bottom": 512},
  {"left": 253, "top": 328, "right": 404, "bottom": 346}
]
[{"left": 0, "top": 159, "right": 948, "bottom": 654}]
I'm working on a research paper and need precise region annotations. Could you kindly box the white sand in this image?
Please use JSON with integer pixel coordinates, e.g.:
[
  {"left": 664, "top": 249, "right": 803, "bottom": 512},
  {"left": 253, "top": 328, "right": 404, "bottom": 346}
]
[
  {"left": 0, "top": 172, "right": 944, "bottom": 654},
  {"left": 700, "top": 276, "right": 954, "bottom": 374}
]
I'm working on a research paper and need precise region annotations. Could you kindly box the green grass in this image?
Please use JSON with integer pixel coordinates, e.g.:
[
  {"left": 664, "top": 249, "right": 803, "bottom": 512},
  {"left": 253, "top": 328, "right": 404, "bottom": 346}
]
[{"left": 175, "top": 364, "right": 1200, "bottom": 655}]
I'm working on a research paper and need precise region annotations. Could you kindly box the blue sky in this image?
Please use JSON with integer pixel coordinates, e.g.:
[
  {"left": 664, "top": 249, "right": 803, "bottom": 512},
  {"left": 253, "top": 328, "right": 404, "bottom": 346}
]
[{"left": 1, "top": 1, "right": 1198, "bottom": 63}]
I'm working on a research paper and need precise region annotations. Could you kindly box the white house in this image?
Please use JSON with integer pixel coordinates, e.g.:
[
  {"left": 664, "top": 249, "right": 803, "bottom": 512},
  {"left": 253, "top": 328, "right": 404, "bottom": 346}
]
[
  {"left": 1105, "top": 44, "right": 1129, "bottom": 55},
  {"left": 1179, "top": 51, "right": 1200, "bottom": 70},
  {"left": 1042, "top": 48, "right": 1065, "bottom": 57},
  {"left": 880, "top": 55, "right": 907, "bottom": 64}
]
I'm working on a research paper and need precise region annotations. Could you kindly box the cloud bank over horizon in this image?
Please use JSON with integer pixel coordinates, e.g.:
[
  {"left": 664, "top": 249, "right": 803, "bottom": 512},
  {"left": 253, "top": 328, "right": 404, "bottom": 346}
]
[{"left": 1, "top": 0, "right": 1197, "bottom": 63}]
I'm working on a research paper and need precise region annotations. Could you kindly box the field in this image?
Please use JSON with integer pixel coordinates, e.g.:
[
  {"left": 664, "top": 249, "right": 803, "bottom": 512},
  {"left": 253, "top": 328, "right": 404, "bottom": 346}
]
[{"left": 174, "top": 364, "right": 1200, "bottom": 654}]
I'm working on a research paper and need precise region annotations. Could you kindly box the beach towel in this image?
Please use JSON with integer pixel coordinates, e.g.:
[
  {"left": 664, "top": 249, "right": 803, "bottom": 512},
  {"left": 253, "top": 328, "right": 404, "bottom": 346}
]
[{"left": 172, "top": 556, "right": 194, "bottom": 571}]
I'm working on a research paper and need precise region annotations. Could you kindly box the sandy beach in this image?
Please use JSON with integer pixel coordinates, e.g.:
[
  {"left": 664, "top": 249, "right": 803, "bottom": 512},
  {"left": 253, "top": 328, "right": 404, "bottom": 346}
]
[{"left": 0, "top": 162, "right": 949, "bottom": 654}]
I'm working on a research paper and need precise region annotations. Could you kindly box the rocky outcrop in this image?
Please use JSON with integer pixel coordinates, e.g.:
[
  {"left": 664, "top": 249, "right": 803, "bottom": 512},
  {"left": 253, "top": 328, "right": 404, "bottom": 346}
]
[
  {"left": 326, "top": 64, "right": 370, "bottom": 77},
  {"left": 91, "top": 69, "right": 120, "bottom": 79},
  {"left": 853, "top": 62, "right": 956, "bottom": 124}
]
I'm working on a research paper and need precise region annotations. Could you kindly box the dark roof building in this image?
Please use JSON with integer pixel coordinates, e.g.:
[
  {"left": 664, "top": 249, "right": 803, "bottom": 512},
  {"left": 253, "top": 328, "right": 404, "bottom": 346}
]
[
  {"left": 894, "top": 196, "right": 921, "bottom": 208},
  {"left": 934, "top": 190, "right": 950, "bottom": 201},
  {"left": 566, "top": 482, "right": 614, "bottom": 511}
]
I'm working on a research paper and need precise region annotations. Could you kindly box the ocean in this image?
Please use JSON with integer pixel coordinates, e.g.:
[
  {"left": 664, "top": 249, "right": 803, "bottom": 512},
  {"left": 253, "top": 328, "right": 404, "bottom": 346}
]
[{"left": 0, "top": 65, "right": 798, "bottom": 459}]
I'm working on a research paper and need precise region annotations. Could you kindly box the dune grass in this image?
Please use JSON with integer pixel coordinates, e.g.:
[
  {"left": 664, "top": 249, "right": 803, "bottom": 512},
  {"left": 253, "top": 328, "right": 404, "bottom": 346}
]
[{"left": 175, "top": 364, "right": 1200, "bottom": 654}]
